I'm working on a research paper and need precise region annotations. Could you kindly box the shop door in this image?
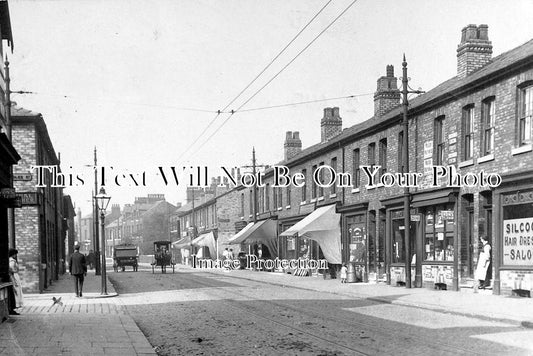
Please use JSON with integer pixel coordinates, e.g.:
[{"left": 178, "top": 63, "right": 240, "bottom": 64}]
[
  {"left": 346, "top": 215, "right": 366, "bottom": 281},
  {"left": 468, "top": 209, "right": 475, "bottom": 277}
]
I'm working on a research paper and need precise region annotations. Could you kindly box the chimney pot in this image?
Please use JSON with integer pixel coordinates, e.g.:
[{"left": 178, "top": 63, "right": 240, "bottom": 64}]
[
  {"left": 293, "top": 131, "right": 300, "bottom": 140},
  {"left": 465, "top": 24, "right": 477, "bottom": 41},
  {"left": 285, "top": 131, "right": 292, "bottom": 140},
  {"left": 386, "top": 65, "right": 394, "bottom": 77},
  {"left": 478, "top": 24, "right": 488, "bottom": 40}
]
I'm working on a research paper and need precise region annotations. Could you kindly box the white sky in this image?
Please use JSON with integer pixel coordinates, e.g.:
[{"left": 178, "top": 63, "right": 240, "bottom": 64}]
[{"left": 7, "top": 0, "right": 533, "bottom": 216}]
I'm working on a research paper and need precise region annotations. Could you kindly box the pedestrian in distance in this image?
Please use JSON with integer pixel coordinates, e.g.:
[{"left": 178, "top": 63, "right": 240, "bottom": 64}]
[
  {"left": 228, "top": 248, "right": 234, "bottom": 260},
  {"left": 474, "top": 236, "right": 491, "bottom": 291},
  {"left": 87, "top": 250, "right": 96, "bottom": 270},
  {"left": 69, "top": 245, "right": 87, "bottom": 297},
  {"left": 340, "top": 263, "right": 348, "bottom": 283},
  {"left": 222, "top": 248, "right": 230, "bottom": 260},
  {"left": 8, "top": 248, "right": 23, "bottom": 315}
]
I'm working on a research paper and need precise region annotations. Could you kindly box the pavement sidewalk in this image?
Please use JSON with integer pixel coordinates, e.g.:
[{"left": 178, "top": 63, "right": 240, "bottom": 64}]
[
  {"left": 196, "top": 265, "right": 533, "bottom": 327},
  {"left": 0, "top": 269, "right": 156, "bottom": 355}
]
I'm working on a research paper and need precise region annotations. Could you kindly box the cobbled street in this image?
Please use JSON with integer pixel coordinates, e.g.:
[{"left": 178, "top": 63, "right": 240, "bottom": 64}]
[{"left": 108, "top": 267, "right": 533, "bottom": 356}]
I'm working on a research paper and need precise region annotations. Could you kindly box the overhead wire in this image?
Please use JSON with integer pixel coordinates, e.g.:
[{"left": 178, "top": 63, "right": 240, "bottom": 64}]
[
  {"left": 177, "top": 0, "right": 334, "bottom": 161},
  {"left": 188, "top": 0, "right": 359, "bottom": 159}
]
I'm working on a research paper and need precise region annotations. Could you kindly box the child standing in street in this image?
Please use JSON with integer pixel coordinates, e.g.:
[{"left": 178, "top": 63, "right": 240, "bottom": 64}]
[{"left": 340, "top": 264, "right": 348, "bottom": 283}]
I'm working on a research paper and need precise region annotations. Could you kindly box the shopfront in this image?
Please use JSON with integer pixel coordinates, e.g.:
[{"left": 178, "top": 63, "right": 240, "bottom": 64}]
[
  {"left": 383, "top": 189, "right": 459, "bottom": 289},
  {"left": 493, "top": 173, "right": 533, "bottom": 295}
]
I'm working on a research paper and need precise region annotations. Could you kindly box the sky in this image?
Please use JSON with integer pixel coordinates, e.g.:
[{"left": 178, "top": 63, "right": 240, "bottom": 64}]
[{"left": 6, "top": 0, "right": 533, "bottom": 216}]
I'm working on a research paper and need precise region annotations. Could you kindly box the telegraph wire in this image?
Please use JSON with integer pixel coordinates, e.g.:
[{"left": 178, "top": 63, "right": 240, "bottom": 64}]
[
  {"left": 189, "top": 0, "right": 359, "bottom": 158},
  {"left": 20, "top": 91, "right": 216, "bottom": 113},
  {"left": 12, "top": 89, "right": 371, "bottom": 114},
  {"left": 233, "top": 93, "right": 372, "bottom": 113},
  {"left": 177, "top": 0, "right": 334, "bottom": 161}
]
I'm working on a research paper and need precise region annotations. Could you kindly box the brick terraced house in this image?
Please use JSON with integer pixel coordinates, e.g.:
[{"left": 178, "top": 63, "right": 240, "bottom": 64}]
[
  {"left": 226, "top": 24, "right": 533, "bottom": 295},
  {"left": 11, "top": 106, "right": 65, "bottom": 293}
]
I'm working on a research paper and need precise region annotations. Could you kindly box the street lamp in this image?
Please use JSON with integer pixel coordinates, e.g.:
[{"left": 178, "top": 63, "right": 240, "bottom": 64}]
[{"left": 95, "top": 186, "right": 111, "bottom": 295}]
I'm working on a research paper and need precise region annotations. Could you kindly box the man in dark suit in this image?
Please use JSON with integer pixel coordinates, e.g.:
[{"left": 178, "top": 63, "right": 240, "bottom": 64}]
[{"left": 69, "top": 245, "right": 87, "bottom": 297}]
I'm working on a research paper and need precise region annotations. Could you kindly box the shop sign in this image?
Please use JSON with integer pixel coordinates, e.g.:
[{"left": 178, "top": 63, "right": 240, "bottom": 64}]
[
  {"left": 503, "top": 217, "right": 533, "bottom": 266},
  {"left": 441, "top": 210, "right": 454, "bottom": 220},
  {"left": 411, "top": 214, "right": 421, "bottom": 222},
  {"left": 0, "top": 188, "right": 16, "bottom": 199},
  {"left": 16, "top": 192, "right": 40, "bottom": 206},
  {"left": 13, "top": 173, "right": 32, "bottom": 181}
]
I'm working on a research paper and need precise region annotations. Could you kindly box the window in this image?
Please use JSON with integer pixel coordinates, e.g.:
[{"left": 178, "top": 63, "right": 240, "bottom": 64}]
[
  {"left": 273, "top": 187, "right": 278, "bottom": 209},
  {"left": 318, "top": 162, "right": 324, "bottom": 197},
  {"left": 353, "top": 149, "right": 360, "bottom": 188},
  {"left": 398, "top": 131, "right": 404, "bottom": 173},
  {"left": 330, "top": 157, "right": 337, "bottom": 195},
  {"left": 518, "top": 84, "right": 533, "bottom": 146},
  {"left": 286, "top": 185, "right": 291, "bottom": 206},
  {"left": 312, "top": 165, "right": 317, "bottom": 199},
  {"left": 368, "top": 143, "right": 376, "bottom": 166},
  {"left": 462, "top": 106, "right": 474, "bottom": 160},
  {"left": 434, "top": 116, "right": 445, "bottom": 165},
  {"left": 277, "top": 186, "right": 283, "bottom": 208},
  {"left": 379, "top": 138, "right": 387, "bottom": 177},
  {"left": 265, "top": 183, "right": 270, "bottom": 211},
  {"left": 424, "top": 205, "right": 454, "bottom": 261},
  {"left": 249, "top": 189, "right": 253, "bottom": 215},
  {"left": 301, "top": 169, "right": 307, "bottom": 201},
  {"left": 259, "top": 186, "right": 264, "bottom": 213},
  {"left": 481, "top": 98, "right": 495, "bottom": 156}
]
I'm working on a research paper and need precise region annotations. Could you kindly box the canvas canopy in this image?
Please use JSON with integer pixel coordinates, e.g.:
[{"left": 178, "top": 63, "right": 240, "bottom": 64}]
[
  {"left": 279, "top": 204, "right": 341, "bottom": 264},
  {"left": 228, "top": 219, "right": 278, "bottom": 257}
]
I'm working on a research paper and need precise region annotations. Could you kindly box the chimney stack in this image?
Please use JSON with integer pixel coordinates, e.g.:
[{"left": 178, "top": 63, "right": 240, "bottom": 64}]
[
  {"left": 284, "top": 131, "right": 302, "bottom": 161},
  {"left": 373, "top": 65, "right": 400, "bottom": 118},
  {"left": 320, "top": 107, "right": 342, "bottom": 142},
  {"left": 457, "top": 24, "right": 492, "bottom": 78}
]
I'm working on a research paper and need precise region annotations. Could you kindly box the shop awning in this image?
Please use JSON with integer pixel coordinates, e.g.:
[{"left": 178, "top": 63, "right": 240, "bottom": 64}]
[
  {"left": 228, "top": 219, "right": 278, "bottom": 257},
  {"left": 192, "top": 231, "right": 216, "bottom": 256},
  {"left": 172, "top": 236, "right": 192, "bottom": 249},
  {"left": 228, "top": 222, "right": 255, "bottom": 245},
  {"left": 279, "top": 204, "right": 341, "bottom": 264}
]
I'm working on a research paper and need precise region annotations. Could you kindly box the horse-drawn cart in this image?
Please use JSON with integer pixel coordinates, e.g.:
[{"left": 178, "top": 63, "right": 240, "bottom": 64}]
[
  {"left": 151, "top": 240, "right": 176, "bottom": 273},
  {"left": 113, "top": 244, "right": 139, "bottom": 272}
]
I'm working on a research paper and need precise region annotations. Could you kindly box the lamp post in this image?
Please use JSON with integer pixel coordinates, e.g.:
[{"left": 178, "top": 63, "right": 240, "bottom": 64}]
[{"left": 95, "top": 186, "right": 111, "bottom": 295}]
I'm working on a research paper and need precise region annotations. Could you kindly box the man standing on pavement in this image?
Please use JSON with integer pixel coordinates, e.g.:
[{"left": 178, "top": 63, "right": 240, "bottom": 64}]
[{"left": 69, "top": 245, "right": 87, "bottom": 297}]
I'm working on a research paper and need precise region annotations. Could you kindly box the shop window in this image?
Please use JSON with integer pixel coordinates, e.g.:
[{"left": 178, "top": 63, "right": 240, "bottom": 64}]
[
  {"left": 353, "top": 149, "right": 360, "bottom": 188},
  {"left": 392, "top": 217, "right": 405, "bottom": 264},
  {"left": 434, "top": 116, "right": 445, "bottom": 165},
  {"left": 346, "top": 214, "right": 366, "bottom": 264},
  {"left": 481, "top": 97, "right": 495, "bottom": 156},
  {"left": 424, "top": 205, "right": 454, "bottom": 261},
  {"left": 462, "top": 105, "right": 474, "bottom": 160},
  {"left": 518, "top": 83, "right": 533, "bottom": 146}
]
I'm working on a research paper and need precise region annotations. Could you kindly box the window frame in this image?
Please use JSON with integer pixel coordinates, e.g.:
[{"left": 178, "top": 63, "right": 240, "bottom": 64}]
[
  {"left": 518, "top": 83, "right": 533, "bottom": 146},
  {"left": 434, "top": 116, "right": 445, "bottom": 165},
  {"left": 481, "top": 97, "right": 495, "bottom": 156},
  {"left": 462, "top": 105, "right": 474, "bottom": 161}
]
